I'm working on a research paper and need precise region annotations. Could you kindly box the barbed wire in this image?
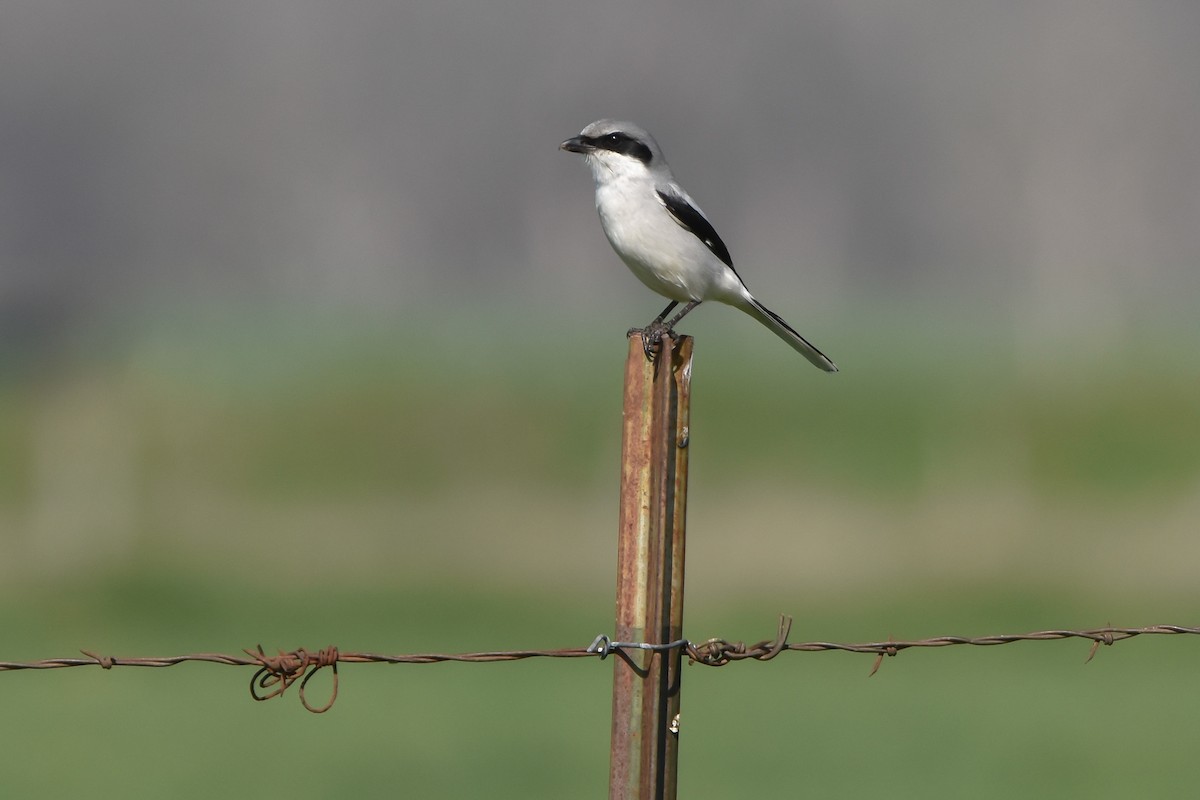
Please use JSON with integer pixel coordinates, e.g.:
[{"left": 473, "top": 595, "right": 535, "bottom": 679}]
[
  {"left": 3, "top": 617, "right": 1197, "bottom": 712},
  {"left": 679, "top": 617, "right": 1200, "bottom": 675}
]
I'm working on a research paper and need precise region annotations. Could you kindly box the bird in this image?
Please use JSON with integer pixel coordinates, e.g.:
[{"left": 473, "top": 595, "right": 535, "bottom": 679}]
[{"left": 560, "top": 119, "right": 838, "bottom": 372}]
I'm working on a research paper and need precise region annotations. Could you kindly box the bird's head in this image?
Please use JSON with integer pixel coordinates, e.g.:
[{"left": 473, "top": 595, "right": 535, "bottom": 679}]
[{"left": 560, "top": 120, "right": 666, "bottom": 182}]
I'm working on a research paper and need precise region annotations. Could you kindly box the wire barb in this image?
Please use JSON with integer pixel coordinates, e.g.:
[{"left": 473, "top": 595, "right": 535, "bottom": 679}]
[
  {"left": 1085, "top": 622, "right": 1116, "bottom": 664},
  {"left": 868, "top": 636, "right": 898, "bottom": 677},
  {"left": 80, "top": 650, "right": 116, "bottom": 669}
]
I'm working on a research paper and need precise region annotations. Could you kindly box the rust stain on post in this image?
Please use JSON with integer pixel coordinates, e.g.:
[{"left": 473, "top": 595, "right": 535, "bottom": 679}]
[{"left": 610, "top": 333, "right": 692, "bottom": 800}]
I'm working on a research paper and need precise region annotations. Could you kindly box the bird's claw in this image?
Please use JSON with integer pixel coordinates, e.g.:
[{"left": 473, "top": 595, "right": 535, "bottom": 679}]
[{"left": 628, "top": 320, "right": 672, "bottom": 361}]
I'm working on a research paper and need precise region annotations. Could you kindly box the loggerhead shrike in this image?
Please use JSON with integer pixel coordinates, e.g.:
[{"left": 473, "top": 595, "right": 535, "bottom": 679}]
[{"left": 561, "top": 119, "right": 838, "bottom": 372}]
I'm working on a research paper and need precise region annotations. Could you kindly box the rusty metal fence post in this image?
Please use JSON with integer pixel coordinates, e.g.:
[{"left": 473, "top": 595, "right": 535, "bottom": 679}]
[{"left": 609, "top": 333, "right": 693, "bottom": 800}]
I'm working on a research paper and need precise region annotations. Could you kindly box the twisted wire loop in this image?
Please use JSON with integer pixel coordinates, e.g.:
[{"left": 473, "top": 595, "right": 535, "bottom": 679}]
[
  {"left": 586, "top": 635, "right": 613, "bottom": 658},
  {"left": 247, "top": 645, "right": 340, "bottom": 713},
  {"left": 685, "top": 615, "right": 795, "bottom": 666},
  {"left": 686, "top": 638, "right": 743, "bottom": 666}
]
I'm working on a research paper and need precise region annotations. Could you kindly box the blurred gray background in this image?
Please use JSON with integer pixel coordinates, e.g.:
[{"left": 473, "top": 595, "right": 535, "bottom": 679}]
[
  {"left": 3, "top": 0, "right": 1200, "bottom": 597},
  {"left": 3, "top": 0, "right": 1198, "bottom": 353}
]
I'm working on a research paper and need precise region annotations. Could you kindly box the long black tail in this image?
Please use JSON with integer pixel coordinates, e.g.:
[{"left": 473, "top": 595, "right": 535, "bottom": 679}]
[{"left": 743, "top": 298, "right": 838, "bottom": 372}]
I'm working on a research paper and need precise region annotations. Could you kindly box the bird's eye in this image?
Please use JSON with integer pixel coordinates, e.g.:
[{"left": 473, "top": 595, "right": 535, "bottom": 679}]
[{"left": 609, "top": 133, "right": 622, "bottom": 142}]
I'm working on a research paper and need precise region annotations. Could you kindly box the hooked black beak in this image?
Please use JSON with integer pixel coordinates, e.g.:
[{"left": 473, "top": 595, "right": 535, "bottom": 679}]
[{"left": 560, "top": 136, "right": 592, "bottom": 154}]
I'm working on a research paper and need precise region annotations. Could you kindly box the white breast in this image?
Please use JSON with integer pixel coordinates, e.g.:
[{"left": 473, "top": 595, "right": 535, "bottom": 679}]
[{"left": 594, "top": 178, "right": 731, "bottom": 303}]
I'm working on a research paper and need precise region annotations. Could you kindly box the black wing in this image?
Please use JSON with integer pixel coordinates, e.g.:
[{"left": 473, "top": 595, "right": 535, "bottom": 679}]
[{"left": 656, "top": 188, "right": 738, "bottom": 275}]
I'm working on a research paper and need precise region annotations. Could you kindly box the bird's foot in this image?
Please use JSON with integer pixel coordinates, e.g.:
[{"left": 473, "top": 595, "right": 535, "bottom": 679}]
[{"left": 627, "top": 320, "right": 672, "bottom": 361}]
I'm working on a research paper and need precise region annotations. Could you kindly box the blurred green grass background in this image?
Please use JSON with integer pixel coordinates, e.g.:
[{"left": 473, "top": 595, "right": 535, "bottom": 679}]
[{"left": 2, "top": 304, "right": 1198, "bottom": 797}]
